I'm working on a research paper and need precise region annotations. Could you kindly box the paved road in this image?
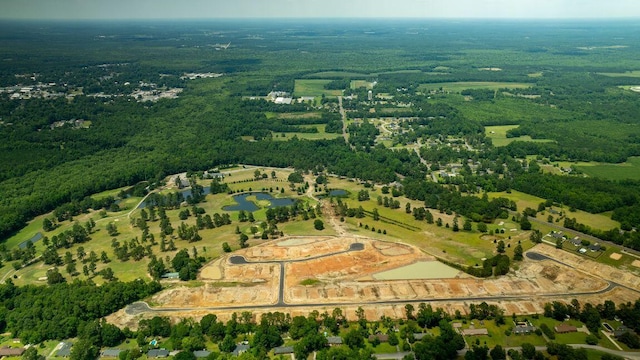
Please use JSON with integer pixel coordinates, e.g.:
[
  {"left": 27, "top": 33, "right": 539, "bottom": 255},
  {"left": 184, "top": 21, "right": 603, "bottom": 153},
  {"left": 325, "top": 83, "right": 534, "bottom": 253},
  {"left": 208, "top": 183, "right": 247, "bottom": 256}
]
[
  {"left": 338, "top": 96, "right": 355, "bottom": 151},
  {"left": 125, "top": 251, "right": 632, "bottom": 316},
  {"left": 518, "top": 211, "right": 640, "bottom": 258},
  {"left": 227, "top": 242, "right": 364, "bottom": 306}
]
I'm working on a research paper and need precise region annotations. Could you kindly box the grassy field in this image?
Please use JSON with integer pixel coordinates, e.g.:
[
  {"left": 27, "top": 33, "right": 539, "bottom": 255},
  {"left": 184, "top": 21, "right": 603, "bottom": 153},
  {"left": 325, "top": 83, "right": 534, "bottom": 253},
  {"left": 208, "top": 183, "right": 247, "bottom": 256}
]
[
  {"left": 485, "top": 125, "right": 554, "bottom": 147},
  {"left": 460, "top": 319, "right": 546, "bottom": 348},
  {"left": 271, "top": 125, "right": 342, "bottom": 141},
  {"left": 304, "top": 71, "right": 369, "bottom": 79},
  {"left": 418, "top": 82, "right": 533, "bottom": 92},
  {"left": 321, "top": 177, "right": 530, "bottom": 266},
  {"left": 575, "top": 157, "right": 640, "bottom": 181},
  {"left": 4, "top": 167, "right": 328, "bottom": 285},
  {"left": 350, "top": 80, "right": 375, "bottom": 89},
  {"left": 487, "top": 190, "right": 620, "bottom": 231},
  {"left": 294, "top": 79, "right": 344, "bottom": 97},
  {"left": 597, "top": 70, "right": 640, "bottom": 77}
]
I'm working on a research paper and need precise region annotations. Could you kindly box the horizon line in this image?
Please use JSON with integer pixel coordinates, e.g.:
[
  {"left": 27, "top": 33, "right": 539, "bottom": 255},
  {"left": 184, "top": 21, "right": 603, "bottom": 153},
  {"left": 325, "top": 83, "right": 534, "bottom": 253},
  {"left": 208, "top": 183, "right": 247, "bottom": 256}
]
[{"left": 1, "top": 16, "right": 639, "bottom": 21}]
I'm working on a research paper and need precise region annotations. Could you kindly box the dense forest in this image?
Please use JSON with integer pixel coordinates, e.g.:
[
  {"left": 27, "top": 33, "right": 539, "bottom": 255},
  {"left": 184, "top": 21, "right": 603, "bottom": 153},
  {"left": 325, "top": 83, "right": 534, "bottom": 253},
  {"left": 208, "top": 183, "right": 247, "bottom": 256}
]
[{"left": 2, "top": 20, "right": 640, "bottom": 241}]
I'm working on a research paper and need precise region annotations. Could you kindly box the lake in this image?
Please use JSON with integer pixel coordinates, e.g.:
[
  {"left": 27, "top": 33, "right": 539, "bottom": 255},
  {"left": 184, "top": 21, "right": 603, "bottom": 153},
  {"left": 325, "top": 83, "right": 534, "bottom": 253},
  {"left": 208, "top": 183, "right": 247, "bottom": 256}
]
[{"left": 223, "top": 192, "right": 295, "bottom": 212}]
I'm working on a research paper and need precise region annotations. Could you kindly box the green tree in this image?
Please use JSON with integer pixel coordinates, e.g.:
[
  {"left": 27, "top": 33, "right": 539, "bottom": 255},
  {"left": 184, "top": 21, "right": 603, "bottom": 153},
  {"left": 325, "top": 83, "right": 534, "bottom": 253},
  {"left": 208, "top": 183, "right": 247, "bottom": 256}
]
[
  {"left": 43, "top": 218, "right": 55, "bottom": 232},
  {"left": 22, "top": 347, "right": 44, "bottom": 360},
  {"left": 70, "top": 339, "right": 99, "bottom": 360},
  {"left": 513, "top": 244, "right": 523, "bottom": 261},
  {"left": 174, "top": 352, "right": 196, "bottom": 360},
  {"left": 530, "top": 230, "right": 542, "bottom": 244},
  {"left": 490, "top": 345, "right": 506, "bottom": 360},
  {"left": 314, "top": 219, "right": 324, "bottom": 231},
  {"left": 344, "top": 329, "right": 365, "bottom": 349},
  {"left": 477, "top": 222, "right": 488, "bottom": 233},
  {"left": 463, "top": 219, "right": 473, "bottom": 231},
  {"left": 497, "top": 240, "right": 506, "bottom": 254},
  {"left": 220, "top": 334, "right": 237, "bottom": 353}
]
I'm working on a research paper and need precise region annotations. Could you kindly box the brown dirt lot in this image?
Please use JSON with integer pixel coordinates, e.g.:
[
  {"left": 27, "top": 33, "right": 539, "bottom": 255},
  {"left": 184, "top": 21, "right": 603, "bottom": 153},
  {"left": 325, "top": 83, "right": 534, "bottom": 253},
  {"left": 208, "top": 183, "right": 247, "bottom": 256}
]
[{"left": 107, "top": 239, "right": 640, "bottom": 329}]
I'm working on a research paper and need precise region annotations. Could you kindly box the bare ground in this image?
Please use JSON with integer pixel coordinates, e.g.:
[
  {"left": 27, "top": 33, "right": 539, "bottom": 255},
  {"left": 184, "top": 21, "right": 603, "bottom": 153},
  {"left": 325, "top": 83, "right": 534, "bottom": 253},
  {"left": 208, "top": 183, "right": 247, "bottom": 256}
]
[{"left": 106, "top": 240, "right": 640, "bottom": 328}]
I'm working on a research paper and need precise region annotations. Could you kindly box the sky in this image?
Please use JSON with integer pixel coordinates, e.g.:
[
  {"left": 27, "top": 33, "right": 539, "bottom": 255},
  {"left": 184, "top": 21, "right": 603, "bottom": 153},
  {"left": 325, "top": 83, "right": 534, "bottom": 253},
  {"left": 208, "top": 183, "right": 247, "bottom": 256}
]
[{"left": 2, "top": 0, "right": 640, "bottom": 20}]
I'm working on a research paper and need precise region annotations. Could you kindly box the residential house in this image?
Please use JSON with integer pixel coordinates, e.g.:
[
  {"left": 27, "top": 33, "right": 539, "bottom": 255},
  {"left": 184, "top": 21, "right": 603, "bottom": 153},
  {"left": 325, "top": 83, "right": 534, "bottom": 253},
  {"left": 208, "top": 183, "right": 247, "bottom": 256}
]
[
  {"left": 57, "top": 342, "right": 73, "bottom": 357},
  {"left": 193, "top": 350, "right": 211, "bottom": 358},
  {"left": 0, "top": 347, "right": 25, "bottom": 358},
  {"left": 368, "top": 334, "right": 389, "bottom": 343},
  {"left": 554, "top": 324, "right": 578, "bottom": 333},
  {"left": 147, "top": 349, "right": 169, "bottom": 358},
  {"left": 273, "top": 346, "right": 294, "bottom": 355},
  {"left": 232, "top": 344, "right": 250, "bottom": 357},
  {"left": 326, "top": 336, "right": 343, "bottom": 346},
  {"left": 100, "top": 349, "right": 123, "bottom": 358}
]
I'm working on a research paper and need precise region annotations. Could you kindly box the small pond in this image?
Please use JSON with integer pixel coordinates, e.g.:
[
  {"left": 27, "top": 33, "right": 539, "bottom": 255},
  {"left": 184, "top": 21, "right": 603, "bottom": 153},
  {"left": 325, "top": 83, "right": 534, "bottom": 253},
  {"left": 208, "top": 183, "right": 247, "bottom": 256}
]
[
  {"left": 223, "top": 192, "right": 295, "bottom": 212},
  {"left": 19, "top": 232, "right": 43, "bottom": 249},
  {"left": 318, "top": 189, "right": 348, "bottom": 199}
]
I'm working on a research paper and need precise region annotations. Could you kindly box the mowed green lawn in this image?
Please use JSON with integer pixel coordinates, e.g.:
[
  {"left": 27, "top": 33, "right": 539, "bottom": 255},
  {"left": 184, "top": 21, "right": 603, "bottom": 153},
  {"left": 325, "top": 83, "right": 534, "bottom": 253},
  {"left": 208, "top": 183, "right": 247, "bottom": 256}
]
[
  {"left": 271, "top": 125, "right": 342, "bottom": 141},
  {"left": 574, "top": 157, "right": 640, "bottom": 181},
  {"left": 294, "top": 79, "right": 343, "bottom": 97},
  {"left": 419, "top": 82, "right": 533, "bottom": 92},
  {"left": 487, "top": 190, "right": 620, "bottom": 231},
  {"left": 597, "top": 70, "right": 640, "bottom": 78},
  {"left": 485, "top": 125, "right": 554, "bottom": 147}
]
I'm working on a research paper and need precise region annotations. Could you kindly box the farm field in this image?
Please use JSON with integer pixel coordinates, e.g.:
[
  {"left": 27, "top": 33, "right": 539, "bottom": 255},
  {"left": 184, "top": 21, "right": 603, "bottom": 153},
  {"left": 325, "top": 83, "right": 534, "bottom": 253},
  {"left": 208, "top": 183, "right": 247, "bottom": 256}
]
[
  {"left": 485, "top": 125, "right": 554, "bottom": 147},
  {"left": 294, "top": 79, "right": 343, "bottom": 97},
  {"left": 597, "top": 70, "right": 640, "bottom": 77},
  {"left": 574, "top": 157, "right": 640, "bottom": 181},
  {"left": 418, "top": 82, "right": 533, "bottom": 92},
  {"left": 271, "top": 125, "right": 342, "bottom": 141}
]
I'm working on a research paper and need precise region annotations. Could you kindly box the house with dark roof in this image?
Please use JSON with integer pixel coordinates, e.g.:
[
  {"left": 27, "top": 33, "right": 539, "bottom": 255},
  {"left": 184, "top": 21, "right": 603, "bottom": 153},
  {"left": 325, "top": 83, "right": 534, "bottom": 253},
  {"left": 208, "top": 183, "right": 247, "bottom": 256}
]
[
  {"left": 0, "top": 347, "right": 25, "bottom": 357},
  {"left": 326, "top": 336, "right": 343, "bottom": 346},
  {"left": 57, "top": 342, "right": 73, "bottom": 357},
  {"left": 232, "top": 344, "right": 249, "bottom": 357},
  {"left": 569, "top": 237, "right": 582, "bottom": 247},
  {"left": 613, "top": 326, "right": 631, "bottom": 338},
  {"left": 147, "top": 349, "right": 169, "bottom": 358},
  {"left": 273, "top": 346, "right": 294, "bottom": 355},
  {"left": 193, "top": 350, "right": 211, "bottom": 358},
  {"left": 588, "top": 243, "right": 601, "bottom": 252},
  {"left": 100, "top": 349, "right": 123, "bottom": 358}
]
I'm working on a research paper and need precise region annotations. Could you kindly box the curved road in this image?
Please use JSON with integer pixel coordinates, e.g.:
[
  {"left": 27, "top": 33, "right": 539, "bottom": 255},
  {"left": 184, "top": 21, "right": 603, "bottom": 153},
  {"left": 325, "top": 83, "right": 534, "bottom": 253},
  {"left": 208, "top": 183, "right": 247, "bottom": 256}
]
[
  {"left": 228, "top": 242, "right": 364, "bottom": 305},
  {"left": 126, "top": 251, "right": 637, "bottom": 316}
]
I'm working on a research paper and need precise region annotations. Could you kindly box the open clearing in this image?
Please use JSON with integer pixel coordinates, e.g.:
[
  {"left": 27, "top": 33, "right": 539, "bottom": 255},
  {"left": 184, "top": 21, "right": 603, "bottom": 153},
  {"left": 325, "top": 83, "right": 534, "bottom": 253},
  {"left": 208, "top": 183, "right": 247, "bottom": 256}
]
[
  {"left": 487, "top": 190, "right": 620, "bottom": 231},
  {"left": 109, "top": 239, "right": 640, "bottom": 327},
  {"left": 598, "top": 70, "right": 640, "bottom": 78},
  {"left": 610, "top": 253, "right": 622, "bottom": 260},
  {"left": 574, "top": 157, "right": 640, "bottom": 181},
  {"left": 485, "top": 125, "right": 554, "bottom": 147},
  {"left": 419, "top": 82, "right": 533, "bottom": 92},
  {"left": 294, "top": 79, "right": 343, "bottom": 97},
  {"left": 271, "top": 124, "right": 342, "bottom": 141},
  {"left": 373, "top": 261, "right": 460, "bottom": 280},
  {"left": 351, "top": 80, "right": 375, "bottom": 89}
]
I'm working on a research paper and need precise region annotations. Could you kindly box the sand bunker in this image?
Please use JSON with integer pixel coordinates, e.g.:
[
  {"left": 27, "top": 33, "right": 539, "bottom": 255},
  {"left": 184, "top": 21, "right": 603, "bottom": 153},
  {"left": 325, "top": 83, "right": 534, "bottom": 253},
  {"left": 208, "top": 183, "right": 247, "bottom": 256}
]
[
  {"left": 609, "top": 253, "right": 622, "bottom": 260},
  {"left": 631, "top": 87, "right": 640, "bottom": 93},
  {"left": 633, "top": 260, "right": 640, "bottom": 268},
  {"left": 373, "top": 261, "right": 460, "bottom": 280}
]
